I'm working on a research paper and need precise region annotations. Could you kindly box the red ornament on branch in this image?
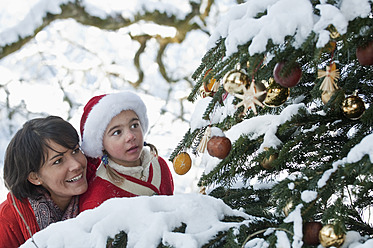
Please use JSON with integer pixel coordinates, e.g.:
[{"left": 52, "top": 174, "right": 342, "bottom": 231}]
[
  {"left": 303, "top": 221, "right": 323, "bottom": 246},
  {"left": 206, "top": 127, "right": 232, "bottom": 159},
  {"left": 356, "top": 41, "right": 373, "bottom": 66},
  {"left": 273, "top": 61, "right": 302, "bottom": 88},
  {"left": 207, "top": 136, "right": 232, "bottom": 159}
]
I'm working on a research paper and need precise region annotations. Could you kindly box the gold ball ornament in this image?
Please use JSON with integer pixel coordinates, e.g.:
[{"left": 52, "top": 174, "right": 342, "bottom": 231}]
[
  {"left": 263, "top": 78, "right": 290, "bottom": 107},
  {"left": 283, "top": 201, "right": 293, "bottom": 217},
  {"left": 341, "top": 94, "right": 366, "bottom": 120},
  {"left": 319, "top": 224, "right": 345, "bottom": 248},
  {"left": 173, "top": 152, "right": 192, "bottom": 175},
  {"left": 260, "top": 147, "right": 278, "bottom": 169},
  {"left": 223, "top": 68, "right": 250, "bottom": 94}
]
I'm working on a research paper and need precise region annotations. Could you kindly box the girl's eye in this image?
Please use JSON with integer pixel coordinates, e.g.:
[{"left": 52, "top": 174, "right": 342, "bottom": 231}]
[
  {"left": 113, "top": 130, "right": 121, "bottom": 136},
  {"left": 131, "top": 123, "right": 139, "bottom": 129}
]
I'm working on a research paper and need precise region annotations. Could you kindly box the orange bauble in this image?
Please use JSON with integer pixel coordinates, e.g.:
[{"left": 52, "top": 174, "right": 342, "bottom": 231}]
[
  {"left": 173, "top": 152, "right": 192, "bottom": 175},
  {"left": 207, "top": 136, "right": 232, "bottom": 159}
]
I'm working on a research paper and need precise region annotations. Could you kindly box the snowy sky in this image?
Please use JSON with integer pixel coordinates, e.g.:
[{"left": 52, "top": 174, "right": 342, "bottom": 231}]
[{"left": 1, "top": 0, "right": 373, "bottom": 247}]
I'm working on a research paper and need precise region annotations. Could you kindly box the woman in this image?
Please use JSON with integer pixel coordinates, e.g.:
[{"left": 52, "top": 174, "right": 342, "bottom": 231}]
[{"left": 0, "top": 116, "right": 89, "bottom": 247}]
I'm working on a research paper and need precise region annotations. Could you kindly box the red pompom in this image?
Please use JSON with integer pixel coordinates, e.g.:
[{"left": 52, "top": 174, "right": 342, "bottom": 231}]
[{"left": 273, "top": 61, "right": 302, "bottom": 88}]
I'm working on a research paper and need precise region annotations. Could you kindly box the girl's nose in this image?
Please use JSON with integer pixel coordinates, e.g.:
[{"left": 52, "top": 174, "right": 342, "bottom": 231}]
[{"left": 125, "top": 130, "right": 136, "bottom": 142}]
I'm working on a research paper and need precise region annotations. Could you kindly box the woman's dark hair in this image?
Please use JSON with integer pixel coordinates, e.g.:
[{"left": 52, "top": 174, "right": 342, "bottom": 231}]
[{"left": 3, "top": 116, "right": 80, "bottom": 200}]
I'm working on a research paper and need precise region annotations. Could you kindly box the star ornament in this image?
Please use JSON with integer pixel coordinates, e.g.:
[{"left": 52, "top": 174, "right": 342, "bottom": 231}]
[{"left": 233, "top": 80, "right": 266, "bottom": 115}]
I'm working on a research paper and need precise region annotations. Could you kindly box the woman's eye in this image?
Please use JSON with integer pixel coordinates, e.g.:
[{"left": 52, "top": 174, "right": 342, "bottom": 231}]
[
  {"left": 72, "top": 148, "right": 80, "bottom": 154},
  {"left": 53, "top": 158, "right": 62, "bottom": 165},
  {"left": 131, "top": 123, "right": 139, "bottom": 129}
]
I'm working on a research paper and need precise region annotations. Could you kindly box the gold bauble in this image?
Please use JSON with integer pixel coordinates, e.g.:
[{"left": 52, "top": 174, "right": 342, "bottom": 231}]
[
  {"left": 223, "top": 69, "right": 250, "bottom": 94},
  {"left": 260, "top": 147, "right": 278, "bottom": 169},
  {"left": 341, "top": 94, "right": 366, "bottom": 120},
  {"left": 283, "top": 201, "right": 293, "bottom": 217},
  {"left": 319, "top": 224, "right": 345, "bottom": 248},
  {"left": 263, "top": 79, "right": 290, "bottom": 107},
  {"left": 321, "top": 90, "right": 335, "bottom": 104}
]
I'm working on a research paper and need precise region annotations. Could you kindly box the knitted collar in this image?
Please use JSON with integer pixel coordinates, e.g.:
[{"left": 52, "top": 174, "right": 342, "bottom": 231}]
[{"left": 104, "top": 148, "right": 155, "bottom": 180}]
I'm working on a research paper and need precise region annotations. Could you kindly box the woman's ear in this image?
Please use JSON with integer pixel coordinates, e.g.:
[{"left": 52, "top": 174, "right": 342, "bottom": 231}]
[{"left": 28, "top": 172, "right": 42, "bottom": 186}]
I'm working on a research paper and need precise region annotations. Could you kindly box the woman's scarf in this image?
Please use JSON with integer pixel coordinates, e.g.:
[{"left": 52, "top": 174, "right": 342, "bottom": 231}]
[{"left": 28, "top": 189, "right": 79, "bottom": 230}]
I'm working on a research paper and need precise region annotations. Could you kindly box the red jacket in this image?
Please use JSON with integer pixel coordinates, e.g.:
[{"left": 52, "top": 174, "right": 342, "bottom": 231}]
[
  {"left": 0, "top": 193, "right": 39, "bottom": 248},
  {"left": 80, "top": 155, "right": 174, "bottom": 211}
]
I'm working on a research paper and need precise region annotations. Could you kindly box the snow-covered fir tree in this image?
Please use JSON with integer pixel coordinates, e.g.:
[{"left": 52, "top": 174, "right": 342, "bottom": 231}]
[{"left": 169, "top": 0, "right": 373, "bottom": 247}]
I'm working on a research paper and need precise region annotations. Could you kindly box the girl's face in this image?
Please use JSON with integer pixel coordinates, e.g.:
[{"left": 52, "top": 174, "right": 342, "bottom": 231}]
[
  {"left": 28, "top": 141, "right": 88, "bottom": 211},
  {"left": 103, "top": 110, "right": 144, "bottom": 167}
]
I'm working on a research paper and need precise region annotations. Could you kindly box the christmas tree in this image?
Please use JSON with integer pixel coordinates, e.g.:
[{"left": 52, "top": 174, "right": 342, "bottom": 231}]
[{"left": 170, "top": 0, "right": 373, "bottom": 247}]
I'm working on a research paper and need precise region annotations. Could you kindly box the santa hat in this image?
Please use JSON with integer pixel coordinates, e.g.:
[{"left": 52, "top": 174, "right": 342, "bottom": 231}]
[{"left": 80, "top": 91, "right": 149, "bottom": 158}]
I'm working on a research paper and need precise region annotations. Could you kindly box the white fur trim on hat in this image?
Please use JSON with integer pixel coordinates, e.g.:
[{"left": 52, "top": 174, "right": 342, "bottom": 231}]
[{"left": 81, "top": 91, "right": 148, "bottom": 158}]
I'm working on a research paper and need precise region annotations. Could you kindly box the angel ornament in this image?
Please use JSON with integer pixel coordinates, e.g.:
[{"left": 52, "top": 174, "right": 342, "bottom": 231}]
[
  {"left": 318, "top": 63, "right": 340, "bottom": 92},
  {"left": 318, "top": 63, "right": 340, "bottom": 104}
]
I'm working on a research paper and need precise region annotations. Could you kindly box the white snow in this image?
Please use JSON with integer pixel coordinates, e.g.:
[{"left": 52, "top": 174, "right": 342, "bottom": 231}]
[
  {"left": 21, "top": 194, "right": 254, "bottom": 248},
  {"left": 301, "top": 190, "right": 317, "bottom": 203},
  {"left": 207, "top": 0, "right": 372, "bottom": 56}
]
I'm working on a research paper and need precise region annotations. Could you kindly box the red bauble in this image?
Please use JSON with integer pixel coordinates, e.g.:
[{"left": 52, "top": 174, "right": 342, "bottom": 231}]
[
  {"left": 356, "top": 41, "right": 373, "bottom": 66},
  {"left": 303, "top": 221, "right": 323, "bottom": 246},
  {"left": 273, "top": 61, "right": 302, "bottom": 88},
  {"left": 207, "top": 136, "right": 231, "bottom": 159}
]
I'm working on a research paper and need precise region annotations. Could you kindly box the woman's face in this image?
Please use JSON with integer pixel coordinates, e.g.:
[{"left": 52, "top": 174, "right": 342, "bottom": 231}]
[
  {"left": 103, "top": 110, "right": 144, "bottom": 167},
  {"left": 28, "top": 140, "right": 88, "bottom": 210}
]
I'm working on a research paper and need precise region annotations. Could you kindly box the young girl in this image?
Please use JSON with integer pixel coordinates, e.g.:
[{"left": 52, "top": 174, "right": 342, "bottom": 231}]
[{"left": 79, "top": 91, "right": 174, "bottom": 211}]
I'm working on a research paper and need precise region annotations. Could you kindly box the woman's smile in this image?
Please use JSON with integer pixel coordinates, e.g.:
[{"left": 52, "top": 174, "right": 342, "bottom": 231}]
[{"left": 66, "top": 173, "right": 84, "bottom": 183}]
